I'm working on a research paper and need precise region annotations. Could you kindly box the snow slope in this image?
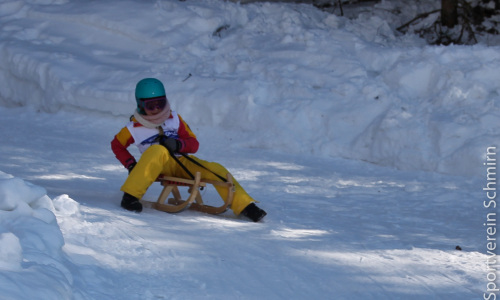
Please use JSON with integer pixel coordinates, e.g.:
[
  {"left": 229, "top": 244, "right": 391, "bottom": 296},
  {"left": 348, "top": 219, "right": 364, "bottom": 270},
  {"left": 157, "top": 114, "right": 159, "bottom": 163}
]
[
  {"left": 0, "top": 0, "right": 497, "bottom": 299},
  {"left": 1, "top": 0, "right": 498, "bottom": 176},
  {"left": 0, "top": 107, "right": 489, "bottom": 299}
]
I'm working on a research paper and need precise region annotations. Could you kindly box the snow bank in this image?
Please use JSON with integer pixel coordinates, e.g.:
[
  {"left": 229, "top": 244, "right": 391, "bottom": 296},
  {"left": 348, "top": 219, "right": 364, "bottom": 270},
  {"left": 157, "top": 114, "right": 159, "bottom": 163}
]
[
  {"left": 0, "top": 1, "right": 494, "bottom": 298},
  {"left": 0, "top": 0, "right": 497, "bottom": 178},
  {"left": 0, "top": 171, "right": 75, "bottom": 299}
]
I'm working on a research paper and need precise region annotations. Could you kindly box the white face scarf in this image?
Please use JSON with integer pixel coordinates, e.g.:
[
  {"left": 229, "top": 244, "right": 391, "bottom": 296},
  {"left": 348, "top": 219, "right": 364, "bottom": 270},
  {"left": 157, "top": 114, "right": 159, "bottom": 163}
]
[{"left": 133, "top": 101, "right": 171, "bottom": 129}]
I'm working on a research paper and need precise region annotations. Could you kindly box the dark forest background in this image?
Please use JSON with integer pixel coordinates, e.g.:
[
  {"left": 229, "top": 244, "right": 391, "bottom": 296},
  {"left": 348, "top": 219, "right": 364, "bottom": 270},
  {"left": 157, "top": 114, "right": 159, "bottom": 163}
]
[{"left": 231, "top": 0, "right": 500, "bottom": 45}]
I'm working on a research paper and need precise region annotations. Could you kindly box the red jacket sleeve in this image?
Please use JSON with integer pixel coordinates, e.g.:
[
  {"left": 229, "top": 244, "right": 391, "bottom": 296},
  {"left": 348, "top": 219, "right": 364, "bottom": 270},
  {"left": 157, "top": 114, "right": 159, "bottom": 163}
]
[
  {"left": 111, "top": 126, "right": 136, "bottom": 169},
  {"left": 177, "top": 114, "right": 199, "bottom": 154}
]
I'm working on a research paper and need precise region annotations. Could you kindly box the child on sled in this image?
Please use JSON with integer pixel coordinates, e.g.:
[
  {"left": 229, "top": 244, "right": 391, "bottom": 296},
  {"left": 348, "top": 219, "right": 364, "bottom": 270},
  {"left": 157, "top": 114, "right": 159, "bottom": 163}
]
[{"left": 111, "top": 78, "right": 266, "bottom": 222}]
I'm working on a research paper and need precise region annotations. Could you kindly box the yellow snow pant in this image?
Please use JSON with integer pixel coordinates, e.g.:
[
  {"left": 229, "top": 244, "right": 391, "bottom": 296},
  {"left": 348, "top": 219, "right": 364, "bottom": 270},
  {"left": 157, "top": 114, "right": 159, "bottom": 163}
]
[{"left": 121, "top": 145, "right": 255, "bottom": 215}]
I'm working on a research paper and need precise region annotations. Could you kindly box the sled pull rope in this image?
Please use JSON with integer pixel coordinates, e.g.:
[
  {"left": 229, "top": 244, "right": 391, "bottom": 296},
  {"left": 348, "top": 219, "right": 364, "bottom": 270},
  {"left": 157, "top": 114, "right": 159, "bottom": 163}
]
[
  {"left": 157, "top": 126, "right": 227, "bottom": 183},
  {"left": 179, "top": 153, "right": 228, "bottom": 183},
  {"left": 157, "top": 126, "right": 195, "bottom": 180}
]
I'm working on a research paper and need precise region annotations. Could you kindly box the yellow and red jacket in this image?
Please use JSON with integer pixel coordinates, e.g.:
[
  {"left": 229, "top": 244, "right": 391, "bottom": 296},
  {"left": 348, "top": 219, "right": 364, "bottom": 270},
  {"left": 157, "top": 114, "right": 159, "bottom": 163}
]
[{"left": 111, "top": 111, "right": 199, "bottom": 169}]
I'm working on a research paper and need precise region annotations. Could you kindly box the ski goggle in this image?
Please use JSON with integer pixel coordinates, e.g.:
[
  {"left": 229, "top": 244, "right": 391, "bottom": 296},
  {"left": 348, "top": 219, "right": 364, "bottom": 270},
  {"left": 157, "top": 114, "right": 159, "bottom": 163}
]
[{"left": 141, "top": 96, "right": 167, "bottom": 111}]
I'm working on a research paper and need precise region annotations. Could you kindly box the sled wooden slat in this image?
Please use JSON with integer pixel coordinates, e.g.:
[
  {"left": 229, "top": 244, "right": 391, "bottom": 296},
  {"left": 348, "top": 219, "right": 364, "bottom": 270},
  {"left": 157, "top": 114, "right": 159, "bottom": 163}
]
[
  {"left": 159, "top": 176, "right": 206, "bottom": 186},
  {"left": 152, "top": 172, "right": 234, "bottom": 215}
]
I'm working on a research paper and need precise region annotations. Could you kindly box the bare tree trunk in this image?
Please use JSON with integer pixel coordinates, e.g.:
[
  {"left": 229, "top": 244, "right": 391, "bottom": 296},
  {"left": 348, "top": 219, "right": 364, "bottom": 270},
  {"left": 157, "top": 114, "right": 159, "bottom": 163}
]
[{"left": 441, "top": 0, "right": 458, "bottom": 27}]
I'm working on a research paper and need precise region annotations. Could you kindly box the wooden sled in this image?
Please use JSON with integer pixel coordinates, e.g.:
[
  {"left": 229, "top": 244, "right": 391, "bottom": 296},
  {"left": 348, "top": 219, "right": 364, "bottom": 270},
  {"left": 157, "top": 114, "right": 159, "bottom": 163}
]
[{"left": 152, "top": 171, "right": 234, "bottom": 215}]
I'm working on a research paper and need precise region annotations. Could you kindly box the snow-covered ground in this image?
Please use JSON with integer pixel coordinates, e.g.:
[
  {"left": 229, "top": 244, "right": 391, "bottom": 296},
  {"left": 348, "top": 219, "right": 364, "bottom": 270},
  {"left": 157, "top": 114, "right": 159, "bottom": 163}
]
[{"left": 0, "top": 0, "right": 497, "bottom": 299}]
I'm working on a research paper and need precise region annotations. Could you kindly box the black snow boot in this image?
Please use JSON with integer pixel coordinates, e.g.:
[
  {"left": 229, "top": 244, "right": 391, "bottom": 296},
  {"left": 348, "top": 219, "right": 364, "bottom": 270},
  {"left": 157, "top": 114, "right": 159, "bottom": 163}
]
[
  {"left": 241, "top": 203, "right": 267, "bottom": 222},
  {"left": 121, "top": 193, "right": 143, "bottom": 212}
]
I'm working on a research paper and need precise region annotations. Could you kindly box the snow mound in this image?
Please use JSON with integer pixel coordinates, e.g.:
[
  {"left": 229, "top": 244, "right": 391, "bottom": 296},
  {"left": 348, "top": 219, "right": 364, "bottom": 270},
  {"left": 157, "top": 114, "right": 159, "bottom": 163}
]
[
  {"left": 53, "top": 194, "right": 81, "bottom": 217},
  {"left": 0, "top": 171, "right": 75, "bottom": 299}
]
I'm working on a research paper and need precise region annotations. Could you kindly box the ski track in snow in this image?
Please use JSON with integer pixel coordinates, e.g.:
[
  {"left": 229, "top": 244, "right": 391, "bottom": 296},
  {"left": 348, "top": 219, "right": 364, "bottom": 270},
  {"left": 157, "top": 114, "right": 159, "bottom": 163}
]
[{"left": 0, "top": 107, "right": 486, "bottom": 299}]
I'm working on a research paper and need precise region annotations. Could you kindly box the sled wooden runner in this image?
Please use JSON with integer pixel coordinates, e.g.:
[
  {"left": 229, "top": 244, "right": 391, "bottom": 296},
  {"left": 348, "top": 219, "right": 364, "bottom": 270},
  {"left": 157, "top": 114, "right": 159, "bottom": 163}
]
[{"left": 153, "top": 171, "right": 234, "bottom": 214}]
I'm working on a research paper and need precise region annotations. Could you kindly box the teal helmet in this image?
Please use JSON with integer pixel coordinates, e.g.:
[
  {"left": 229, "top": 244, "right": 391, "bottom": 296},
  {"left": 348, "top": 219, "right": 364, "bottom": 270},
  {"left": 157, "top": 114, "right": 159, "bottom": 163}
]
[{"left": 135, "top": 78, "right": 166, "bottom": 114}]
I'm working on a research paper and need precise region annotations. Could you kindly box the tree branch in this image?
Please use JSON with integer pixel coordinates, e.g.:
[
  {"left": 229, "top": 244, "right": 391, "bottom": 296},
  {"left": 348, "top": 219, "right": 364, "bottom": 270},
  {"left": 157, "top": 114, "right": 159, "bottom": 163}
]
[{"left": 396, "top": 9, "right": 441, "bottom": 32}]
